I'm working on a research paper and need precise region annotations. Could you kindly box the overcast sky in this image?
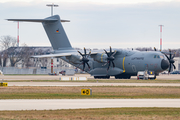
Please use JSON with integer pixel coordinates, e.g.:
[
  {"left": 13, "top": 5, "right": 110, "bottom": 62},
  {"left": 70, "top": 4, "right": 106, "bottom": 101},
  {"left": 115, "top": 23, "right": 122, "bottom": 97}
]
[{"left": 1, "top": 0, "right": 180, "bottom": 50}]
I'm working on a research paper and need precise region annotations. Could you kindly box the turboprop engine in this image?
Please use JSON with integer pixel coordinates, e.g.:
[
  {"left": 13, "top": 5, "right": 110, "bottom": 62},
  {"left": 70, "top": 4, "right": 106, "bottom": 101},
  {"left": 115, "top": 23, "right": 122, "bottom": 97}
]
[
  {"left": 92, "top": 53, "right": 108, "bottom": 63},
  {"left": 67, "top": 55, "right": 82, "bottom": 64}
]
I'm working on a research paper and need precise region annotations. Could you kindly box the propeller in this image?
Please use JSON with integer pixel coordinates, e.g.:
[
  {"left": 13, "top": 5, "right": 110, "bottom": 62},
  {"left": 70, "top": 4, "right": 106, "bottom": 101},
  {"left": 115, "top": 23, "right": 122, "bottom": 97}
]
[
  {"left": 103, "top": 46, "right": 117, "bottom": 71},
  {"left": 154, "top": 47, "right": 157, "bottom": 51},
  {"left": 154, "top": 47, "right": 176, "bottom": 72},
  {"left": 78, "top": 48, "right": 91, "bottom": 71},
  {"left": 154, "top": 47, "right": 162, "bottom": 51},
  {"left": 163, "top": 49, "right": 176, "bottom": 73}
]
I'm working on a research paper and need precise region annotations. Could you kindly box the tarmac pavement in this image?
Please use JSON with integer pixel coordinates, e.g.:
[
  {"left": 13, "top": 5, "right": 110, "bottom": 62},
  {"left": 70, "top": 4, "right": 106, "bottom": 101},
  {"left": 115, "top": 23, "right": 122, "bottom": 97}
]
[
  {"left": 0, "top": 74, "right": 180, "bottom": 80},
  {"left": 0, "top": 99, "right": 180, "bottom": 111}
]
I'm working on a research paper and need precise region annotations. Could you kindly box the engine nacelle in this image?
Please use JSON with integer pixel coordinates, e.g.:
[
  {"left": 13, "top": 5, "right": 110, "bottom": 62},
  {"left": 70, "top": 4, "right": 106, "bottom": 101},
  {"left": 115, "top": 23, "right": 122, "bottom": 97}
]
[
  {"left": 67, "top": 55, "right": 81, "bottom": 64},
  {"left": 93, "top": 53, "right": 107, "bottom": 63}
]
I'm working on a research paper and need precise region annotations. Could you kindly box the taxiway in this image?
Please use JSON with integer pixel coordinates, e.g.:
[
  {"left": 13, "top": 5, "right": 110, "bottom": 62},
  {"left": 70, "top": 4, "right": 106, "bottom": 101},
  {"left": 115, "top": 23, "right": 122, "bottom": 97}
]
[
  {"left": 0, "top": 74, "right": 180, "bottom": 80},
  {"left": 0, "top": 99, "right": 180, "bottom": 111}
]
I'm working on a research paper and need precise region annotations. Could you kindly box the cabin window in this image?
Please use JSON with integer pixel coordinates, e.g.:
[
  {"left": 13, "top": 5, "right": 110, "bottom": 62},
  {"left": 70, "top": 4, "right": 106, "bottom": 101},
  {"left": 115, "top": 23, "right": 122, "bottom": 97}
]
[{"left": 154, "top": 55, "right": 156, "bottom": 58}]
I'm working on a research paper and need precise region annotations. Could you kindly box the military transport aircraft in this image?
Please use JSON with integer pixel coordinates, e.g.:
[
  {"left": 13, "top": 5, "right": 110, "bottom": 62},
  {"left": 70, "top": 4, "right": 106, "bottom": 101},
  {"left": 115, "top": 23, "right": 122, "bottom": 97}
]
[{"left": 7, "top": 15, "right": 174, "bottom": 79}]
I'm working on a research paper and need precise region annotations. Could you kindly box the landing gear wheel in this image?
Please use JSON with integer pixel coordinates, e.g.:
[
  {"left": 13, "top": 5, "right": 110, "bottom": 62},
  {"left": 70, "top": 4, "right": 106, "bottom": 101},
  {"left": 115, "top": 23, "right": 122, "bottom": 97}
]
[
  {"left": 115, "top": 74, "right": 131, "bottom": 79},
  {"left": 94, "top": 76, "right": 110, "bottom": 79},
  {"left": 154, "top": 75, "right": 156, "bottom": 80}
]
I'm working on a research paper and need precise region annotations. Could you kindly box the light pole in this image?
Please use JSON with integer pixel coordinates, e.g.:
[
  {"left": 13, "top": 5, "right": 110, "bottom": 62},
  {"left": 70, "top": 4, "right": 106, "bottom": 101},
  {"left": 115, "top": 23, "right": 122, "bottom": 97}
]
[
  {"left": 46, "top": 3, "right": 59, "bottom": 16},
  {"left": 17, "top": 21, "right": 19, "bottom": 47},
  {"left": 159, "top": 25, "right": 164, "bottom": 51}
]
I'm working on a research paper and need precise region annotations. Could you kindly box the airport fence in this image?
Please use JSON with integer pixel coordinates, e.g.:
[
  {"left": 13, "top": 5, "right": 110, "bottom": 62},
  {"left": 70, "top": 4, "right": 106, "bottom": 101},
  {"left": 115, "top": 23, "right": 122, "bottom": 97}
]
[{"left": 0, "top": 67, "right": 75, "bottom": 75}]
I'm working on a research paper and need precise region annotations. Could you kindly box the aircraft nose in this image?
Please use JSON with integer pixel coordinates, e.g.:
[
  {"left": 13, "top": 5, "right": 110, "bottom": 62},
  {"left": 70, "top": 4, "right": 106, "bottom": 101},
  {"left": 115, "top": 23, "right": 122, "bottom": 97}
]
[{"left": 161, "top": 59, "right": 170, "bottom": 70}]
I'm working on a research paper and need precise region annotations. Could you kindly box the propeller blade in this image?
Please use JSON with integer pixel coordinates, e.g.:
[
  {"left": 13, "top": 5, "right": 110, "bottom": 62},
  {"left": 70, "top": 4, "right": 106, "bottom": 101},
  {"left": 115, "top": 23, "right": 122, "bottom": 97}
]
[
  {"left": 104, "top": 49, "right": 110, "bottom": 57},
  {"left": 168, "top": 64, "right": 172, "bottom": 73},
  {"left": 107, "top": 61, "right": 111, "bottom": 71},
  {"left": 84, "top": 48, "right": 86, "bottom": 56},
  {"left": 104, "top": 46, "right": 117, "bottom": 70},
  {"left": 112, "top": 61, "right": 115, "bottom": 68},
  {"left": 87, "top": 51, "right": 91, "bottom": 58},
  {"left": 111, "top": 50, "right": 117, "bottom": 57},
  {"left": 110, "top": 46, "right": 112, "bottom": 55},
  {"left": 164, "top": 54, "right": 170, "bottom": 61},
  {"left": 86, "top": 62, "right": 90, "bottom": 69},
  {"left": 170, "top": 53, "right": 172, "bottom": 59},
  {"left": 154, "top": 47, "right": 156, "bottom": 51},
  {"left": 83, "top": 62, "right": 85, "bottom": 71},
  {"left": 78, "top": 51, "right": 83, "bottom": 56},
  {"left": 78, "top": 47, "right": 91, "bottom": 71},
  {"left": 169, "top": 49, "right": 172, "bottom": 59},
  {"left": 102, "top": 62, "right": 108, "bottom": 66},
  {"left": 172, "top": 63, "right": 176, "bottom": 69},
  {"left": 172, "top": 52, "right": 176, "bottom": 59}
]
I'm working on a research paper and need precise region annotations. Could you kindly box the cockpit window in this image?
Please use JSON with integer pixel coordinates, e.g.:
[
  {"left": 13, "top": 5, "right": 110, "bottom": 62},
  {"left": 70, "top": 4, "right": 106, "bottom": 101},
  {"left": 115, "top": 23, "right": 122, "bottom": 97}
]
[
  {"left": 154, "top": 55, "right": 160, "bottom": 59},
  {"left": 160, "top": 55, "right": 164, "bottom": 59}
]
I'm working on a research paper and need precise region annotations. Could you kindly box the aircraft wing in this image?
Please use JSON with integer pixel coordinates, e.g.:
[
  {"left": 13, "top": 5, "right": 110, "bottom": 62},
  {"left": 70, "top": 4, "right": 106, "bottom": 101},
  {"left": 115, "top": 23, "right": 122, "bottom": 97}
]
[
  {"left": 31, "top": 50, "right": 101, "bottom": 58},
  {"left": 31, "top": 48, "right": 119, "bottom": 58},
  {"left": 32, "top": 49, "right": 120, "bottom": 59},
  {"left": 31, "top": 53, "right": 73, "bottom": 58}
]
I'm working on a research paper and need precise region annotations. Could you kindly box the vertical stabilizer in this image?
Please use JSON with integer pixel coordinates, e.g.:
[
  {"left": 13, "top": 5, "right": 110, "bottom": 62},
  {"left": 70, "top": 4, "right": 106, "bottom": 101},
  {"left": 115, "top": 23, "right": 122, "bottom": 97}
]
[
  {"left": 42, "top": 15, "right": 72, "bottom": 50},
  {"left": 7, "top": 15, "right": 72, "bottom": 50}
]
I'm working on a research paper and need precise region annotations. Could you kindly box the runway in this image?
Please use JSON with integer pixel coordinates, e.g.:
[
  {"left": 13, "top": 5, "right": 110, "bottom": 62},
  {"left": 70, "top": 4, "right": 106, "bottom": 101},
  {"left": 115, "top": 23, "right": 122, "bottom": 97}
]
[
  {"left": 7, "top": 82, "right": 180, "bottom": 87},
  {"left": 1, "top": 74, "right": 180, "bottom": 111},
  {"left": 0, "top": 99, "right": 180, "bottom": 111}
]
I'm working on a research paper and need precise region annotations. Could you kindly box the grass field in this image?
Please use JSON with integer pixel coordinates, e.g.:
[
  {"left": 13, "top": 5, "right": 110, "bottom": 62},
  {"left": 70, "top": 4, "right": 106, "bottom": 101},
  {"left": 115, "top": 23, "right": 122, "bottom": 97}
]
[
  {"left": 1, "top": 75, "right": 180, "bottom": 119},
  {"left": 1, "top": 86, "right": 180, "bottom": 99},
  {"left": 0, "top": 108, "right": 180, "bottom": 120}
]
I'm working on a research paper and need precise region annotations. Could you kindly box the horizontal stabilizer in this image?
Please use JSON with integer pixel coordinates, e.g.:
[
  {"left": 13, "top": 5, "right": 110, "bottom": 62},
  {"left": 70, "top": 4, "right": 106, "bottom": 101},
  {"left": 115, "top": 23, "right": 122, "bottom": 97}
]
[{"left": 7, "top": 19, "right": 70, "bottom": 22}]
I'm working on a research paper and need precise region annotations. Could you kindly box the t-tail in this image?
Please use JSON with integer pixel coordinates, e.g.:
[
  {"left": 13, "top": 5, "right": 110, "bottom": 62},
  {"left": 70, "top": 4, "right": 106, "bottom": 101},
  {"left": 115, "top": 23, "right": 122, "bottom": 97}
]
[{"left": 7, "top": 15, "right": 73, "bottom": 50}]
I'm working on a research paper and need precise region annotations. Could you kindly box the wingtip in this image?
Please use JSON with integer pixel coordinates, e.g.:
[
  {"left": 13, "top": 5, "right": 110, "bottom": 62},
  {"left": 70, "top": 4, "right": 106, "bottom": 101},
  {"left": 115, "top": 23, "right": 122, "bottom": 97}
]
[{"left": 60, "top": 20, "right": 70, "bottom": 22}]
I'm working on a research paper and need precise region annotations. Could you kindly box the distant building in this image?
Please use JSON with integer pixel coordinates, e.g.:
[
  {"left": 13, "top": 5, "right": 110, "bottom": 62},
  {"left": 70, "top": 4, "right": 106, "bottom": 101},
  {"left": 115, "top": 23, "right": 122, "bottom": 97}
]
[
  {"left": 0, "top": 46, "right": 74, "bottom": 69},
  {"left": 174, "top": 57, "right": 180, "bottom": 71}
]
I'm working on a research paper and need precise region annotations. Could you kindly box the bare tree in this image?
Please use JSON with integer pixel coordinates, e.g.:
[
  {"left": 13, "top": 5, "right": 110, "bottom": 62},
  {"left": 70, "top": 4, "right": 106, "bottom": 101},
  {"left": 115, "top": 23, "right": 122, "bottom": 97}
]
[
  {"left": 30, "top": 48, "right": 48, "bottom": 68},
  {"left": 38, "top": 49, "right": 48, "bottom": 68},
  {"left": 0, "top": 35, "right": 16, "bottom": 50},
  {"left": 8, "top": 47, "right": 24, "bottom": 67},
  {"left": 21, "top": 44, "right": 34, "bottom": 68},
  {"left": 0, "top": 52, "right": 8, "bottom": 67},
  {"left": 0, "top": 35, "right": 28, "bottom": 67}
]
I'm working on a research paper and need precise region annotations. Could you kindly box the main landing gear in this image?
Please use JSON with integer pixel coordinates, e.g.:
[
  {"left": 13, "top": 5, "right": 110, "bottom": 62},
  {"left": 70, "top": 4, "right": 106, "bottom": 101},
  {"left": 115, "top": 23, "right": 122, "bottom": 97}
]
[
  {"left": 94, "top": 76, "right": 110, "bottom": 79},
  {"left": 94, "top": 74, "right": 131, "bottom": 79},
  {"left": 115, "top": 74, "right": 131, "bottom": 79}
]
